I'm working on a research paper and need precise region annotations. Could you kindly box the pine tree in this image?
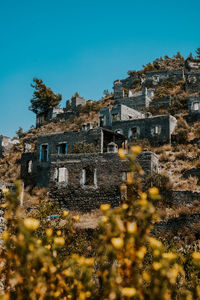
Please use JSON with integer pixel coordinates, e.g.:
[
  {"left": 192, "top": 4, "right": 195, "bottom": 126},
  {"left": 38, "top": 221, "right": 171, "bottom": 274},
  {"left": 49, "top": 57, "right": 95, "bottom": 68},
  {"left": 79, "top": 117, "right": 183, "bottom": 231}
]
[
  {"left": 196, "top": 48, "right": 200, "bottom": 60},
  {"left": 29, "top": 78, "right": 62, "bottom": 114}
]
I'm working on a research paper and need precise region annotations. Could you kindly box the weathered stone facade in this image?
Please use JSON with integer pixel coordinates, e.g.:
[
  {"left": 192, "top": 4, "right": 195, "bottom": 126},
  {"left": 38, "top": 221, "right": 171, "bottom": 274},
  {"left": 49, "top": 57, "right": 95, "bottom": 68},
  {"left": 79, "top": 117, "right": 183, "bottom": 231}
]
[
  {"left": 98, "top": 104, "right": 144, "bottom": 127},
  {"left": 102, "top": 114, "right": 177, "bottom": 145},
  {"left": 21, "top": 149, "right": 159, "bottom": 211},
  {"left": 71, "top": 96, "right": 86, "bottom": 108},
  {"left": 185, "top": 59, "right": 200, "bottom": 72},
  {"left": 185, "top": 72, "right": 200, "bottom": 93},
  {"left": 0, "top": 136, "right": 18, "bottom": 157},
  {"left": 113, "top": 86, "right": 154, "bottom": 111},
  {"left": 142, "top": 69, "right": 184, "bottom": 88}
]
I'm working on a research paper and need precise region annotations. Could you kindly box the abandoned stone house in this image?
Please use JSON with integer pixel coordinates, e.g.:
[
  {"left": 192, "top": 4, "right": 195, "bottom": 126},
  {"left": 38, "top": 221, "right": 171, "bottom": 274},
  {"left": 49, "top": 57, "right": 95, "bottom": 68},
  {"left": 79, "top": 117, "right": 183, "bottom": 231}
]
[
  {"left": 98, "top": 104, "right": 177, "bottom": 145},
  {"left": 113, "top": 82, "right": 154, "bottom": 111},
  {"left": 36, "top": 95, "right": 86, "bottom": 127},
  {"left": 21, "top": 126, "right": 159, "bottom": 210},
  {"left": 185, "top": 58, "right": 200, "bottom": 72},
  {"left": 185, "top": 72, "right": 200, "bottom": 93},
  {"left": 142, "top": 69, "right": 185, "bottom": 88},
  {"left": 0, "top": 136, "right": 18, "bottom": 157},
  {"left": 186, "top": 97, "right": 200, "bottom": 122}
]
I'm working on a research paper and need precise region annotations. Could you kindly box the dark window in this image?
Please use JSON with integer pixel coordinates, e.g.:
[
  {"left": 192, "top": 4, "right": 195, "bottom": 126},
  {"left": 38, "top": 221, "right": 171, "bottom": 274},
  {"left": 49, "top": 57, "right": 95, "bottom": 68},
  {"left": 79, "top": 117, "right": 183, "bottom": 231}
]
[
  {"left": 58, "top": 143, "right": 67, "bottom": 155},
  {"left": 99, "top": 116, "right": 104, "bottom": 127},
  {"left": 112, "top": 114, "right": 118, "bottom": 121},
  {"left": 40, "top": 144, "right": 48, "bottom": 162},
  {"left": 84, "top": 166, "right": 95, "bottom": 186},
  {"left": 131, "top": 127, "right": 137, "bottom": 139}
]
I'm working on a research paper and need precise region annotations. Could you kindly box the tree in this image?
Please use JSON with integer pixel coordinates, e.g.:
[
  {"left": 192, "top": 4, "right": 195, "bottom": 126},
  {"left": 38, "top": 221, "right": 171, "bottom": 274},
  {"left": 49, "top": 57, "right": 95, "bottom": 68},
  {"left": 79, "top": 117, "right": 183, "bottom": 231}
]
[
  {"left": 29, "top": 78, "right": 62, "bottom": 114},
  {"left": 103, "top": 89, "right": 109, "bottom": 97},
  {"left": 16, "top": 127, "right": 24, "bottom": 139},
  {"left": 196, "top": 48, "right": 200, "bottom": 60}
]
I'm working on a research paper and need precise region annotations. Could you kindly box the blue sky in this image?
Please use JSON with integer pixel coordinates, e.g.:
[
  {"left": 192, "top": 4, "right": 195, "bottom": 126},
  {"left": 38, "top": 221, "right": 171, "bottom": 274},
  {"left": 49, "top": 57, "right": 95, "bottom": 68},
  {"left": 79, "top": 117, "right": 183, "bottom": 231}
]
[{"left": 0, "top": 0, "right": 200, "bottom": 137}]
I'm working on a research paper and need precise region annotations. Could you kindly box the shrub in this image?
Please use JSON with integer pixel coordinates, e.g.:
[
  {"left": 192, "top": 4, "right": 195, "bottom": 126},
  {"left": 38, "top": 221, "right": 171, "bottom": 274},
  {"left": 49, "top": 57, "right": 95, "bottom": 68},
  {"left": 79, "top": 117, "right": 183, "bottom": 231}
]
[
  {"left": 146, "top": 172, "right": 173, "bottom": 198},
  {"left": 69, "top": 141, "right": 100, "bottom": 154},
  {"left": 1, "top": 151, "right": 200, "bottom": 299}
]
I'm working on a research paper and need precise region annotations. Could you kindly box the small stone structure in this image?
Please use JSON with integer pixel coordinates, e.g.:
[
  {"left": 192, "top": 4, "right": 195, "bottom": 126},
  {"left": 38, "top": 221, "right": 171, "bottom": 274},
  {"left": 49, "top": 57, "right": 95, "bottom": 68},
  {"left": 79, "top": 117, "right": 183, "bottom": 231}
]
[
  {"left": 98, "top": 104, "right": 144, "bottom": 127},
  {"left": 185, "top": 58, "right": 200, "bottom": 72},
  {"left": 185, "top": 71, "right": 200, "bottom": 93},
  {"left": 99, "top": 111, "right": 177, "bottom": 145},
  {"left": 149, "top": 96, "right": 171, "bottom": 110},
  {"left": 142, "top": 69, "right": 184, "bottom": 88},
  {"left": 188, "top": 97, "right": 200, "bottom": 115},
  {"left": 71, "top": 96, "right": 86, "bottom": 108},
  {"left": 21, "top": 147, "right": 159, "bottom": 211},
  {"left": 113, "top": 84, "right": 154, "bottom": 111},
  {"left": 0, "top": 136, "right": 18, "bottom": 157}
]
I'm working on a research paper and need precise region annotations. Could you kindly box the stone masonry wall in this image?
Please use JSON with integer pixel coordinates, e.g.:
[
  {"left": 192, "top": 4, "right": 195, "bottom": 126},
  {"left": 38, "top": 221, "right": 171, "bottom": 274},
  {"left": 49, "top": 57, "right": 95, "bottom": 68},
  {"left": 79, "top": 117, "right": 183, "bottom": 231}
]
[
  {"left": 48, "top": 152, "right": 158, "bottom": 211},
  {"left": 110, "top": 115, "right": 173, "bottom": 145}
]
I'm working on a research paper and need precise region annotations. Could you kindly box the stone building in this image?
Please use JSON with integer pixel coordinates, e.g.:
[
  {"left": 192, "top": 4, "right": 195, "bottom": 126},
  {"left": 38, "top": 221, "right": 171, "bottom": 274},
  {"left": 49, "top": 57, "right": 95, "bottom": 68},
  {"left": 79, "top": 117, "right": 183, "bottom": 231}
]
[
  {"left": 186, "top": 97, "right": 200, "bottom": 122},
  {"left": 113, "top": 83, "right": 154, "bottom": 111},
  {"left": 142, "top": 69, "right": 184, "bottom": 88},
  {"left": 21, "top": 145, "right": 159, "bottom": 211},
  {"left": 35, "top": 95, "right": 86, "bottom": 127},
  {"left": 36, "top": 108, "right": 65, "bottom": 127},
  {"left": 0, "top": 136, "right": 18, "bottom": 157},
  {"left": 71, "top": 95, "right": 86, "bottom": 108},
  {"left": 21, "top": 128, "right": 125, "bottom": 187},
  {"left": 98, "top": 107, "right": 177, "bottom": 145},
  {"left": 185, "top": 58, "right": 200, "bottom": 72},
  {"left": 98, "top": 104, "right": 144, "bottom": 127},
  {"left": 185, "top": 72, "right": 200, "bottom": 93}
]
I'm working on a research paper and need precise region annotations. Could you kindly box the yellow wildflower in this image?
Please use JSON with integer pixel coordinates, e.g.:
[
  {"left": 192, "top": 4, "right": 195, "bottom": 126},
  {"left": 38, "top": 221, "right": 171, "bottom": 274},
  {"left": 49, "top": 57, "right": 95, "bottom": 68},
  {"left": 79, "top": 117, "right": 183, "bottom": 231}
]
[
  {"left": 63, "top": 210, "right": 69, "bottom": 217},
  {"left": 149, "top": 237, "right": 162, "bottom": 249},
  {"left": 122, "top": 203, "right": 129, "bottom": 209},
  {"left": 142, "top": 271, "right": 151, "bottom": 282},
  {"left": 56, "top": 230, "right": 61, "bottom": 236},
  {"left": 149, "top": 187, "right": 159, "bottom": 196},
  {"left": 130, "top": 145, "right": 142, "bottom": 155},
  {"left": 192, "top": 251, "right": 200, "bottom": 260},
  {"left": 136, "top": 246, "right": 147, "bottom": 259},
  {"left": 118, "top": 148, "right": 126, "bottom": 159},
  {"left": 45, "top": 244, "right": 51, "bottom": 250},
  {"left": 101, "top": 216, "right": 108, "bottom": 223},
  {"left": 28, "top": 244, "right": 34, "bottom": 251},
  {"left": 111, "top": 237, "right": 124, "bottom": 249},
  {"left": 153, "top": 261, "right": 162, "bottom": 271},
  {"left": 2, "top": 188, "right": 9, "bottom": 195},
  {"left": 54, "top": 237, "right": 65, "bottom": 246},
  {"left": 73, "top": 215, "right": 80, "bottom": 222},
  {"left": 100, "top": 203, "right": 111, "bottom": 212},
  {"left": 127, "top": 222, "right": 137, "bottom": 234},
  {"left": 45, "top": 228, "right": 53, "bottom": 237},
  {"left": 126, "top": 172, "right": 133, "bottom": 185},
  {"left": 54, "top": 290, "right": 61, "bottom": 298},
  {"left": 1, "top": 231, "right": 9, "bottom": 241},
  {"left": 24, "top": 218, "right": 40, "bottom": 231},
  {"left": 140, "top": 192, "right": 147, "bottom": 200},
  {"left": 162, "top": 252, "right": 177, "bottom": 260},
  {"left": 121, "top": 287, "right": 136, "bottom": 297},
  {"left": 62, "top": 268, "right": 72, "bottom": 277}
]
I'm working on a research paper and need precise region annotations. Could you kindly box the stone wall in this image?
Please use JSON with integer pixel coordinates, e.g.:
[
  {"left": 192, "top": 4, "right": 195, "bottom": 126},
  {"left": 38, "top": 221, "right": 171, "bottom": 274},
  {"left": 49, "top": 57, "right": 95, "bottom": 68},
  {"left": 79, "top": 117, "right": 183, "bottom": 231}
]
[
  {"left": 48, "top": 152, "right": 159, "bottom": 211},
  {"left": 185, "top": 72, "right": 200, "bottom": 93},
  {"left": 99, "top": 105, "right": 144, "bottom": 127},
  {"left": 143, "top": 69, "right": 184, "bottom": 88},
  {"left": 185, "top": 59, "right": 200, "bottom": 72},
  {"left": 71, "top": 96, "right": 86, "bottom": 108},
  {"left": 110, "top": 114, "right": 176, "bottom": 145},
  {"left": 0, "top": 136, "right": 18, "bottom": 157},
  {"left": 149, "top": 97, "right": 171, "bottom": 110}
]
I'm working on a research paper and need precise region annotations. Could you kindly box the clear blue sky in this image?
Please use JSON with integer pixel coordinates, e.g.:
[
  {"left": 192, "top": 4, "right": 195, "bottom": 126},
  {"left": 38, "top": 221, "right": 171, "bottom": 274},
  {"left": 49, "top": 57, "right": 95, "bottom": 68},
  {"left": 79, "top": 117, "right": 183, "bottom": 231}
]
[{"left": 0, "top": 0, "right": 200, "bottom": 137}]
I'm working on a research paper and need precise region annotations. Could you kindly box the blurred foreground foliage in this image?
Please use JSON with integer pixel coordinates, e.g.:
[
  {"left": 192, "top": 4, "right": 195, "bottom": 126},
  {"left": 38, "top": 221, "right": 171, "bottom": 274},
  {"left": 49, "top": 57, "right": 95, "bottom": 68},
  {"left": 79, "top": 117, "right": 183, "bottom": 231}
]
[{"left": 0, "top": 147, "right": 200, "bottom": 299}]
